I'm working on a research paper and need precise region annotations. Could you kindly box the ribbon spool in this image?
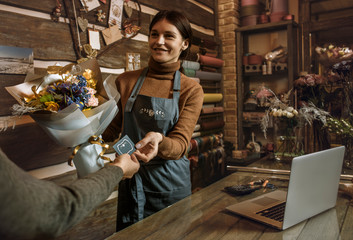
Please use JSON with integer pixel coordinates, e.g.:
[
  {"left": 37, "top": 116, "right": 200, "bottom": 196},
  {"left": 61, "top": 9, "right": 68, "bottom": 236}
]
[
  {"left": 68, "top": 135, "right": 111, "bottom": 166},
  {"left": 240, "top": 5, "right": 260, "bottom": 18}
]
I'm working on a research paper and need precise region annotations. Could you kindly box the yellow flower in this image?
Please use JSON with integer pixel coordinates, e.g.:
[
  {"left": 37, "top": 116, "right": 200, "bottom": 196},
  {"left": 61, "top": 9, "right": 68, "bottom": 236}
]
[
  {"left": 45, "top": 101, "right": 60, "bottom": 112},
  {"left": 83, "top": 69, "right": 97, "bottom": 89},
  {"left": 83, "top": 69, "right": 92, "bottom": 79}
]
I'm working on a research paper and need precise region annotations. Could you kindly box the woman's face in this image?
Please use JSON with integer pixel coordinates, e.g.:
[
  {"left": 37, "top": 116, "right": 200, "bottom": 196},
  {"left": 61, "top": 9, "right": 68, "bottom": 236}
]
[{"left": 149, "top": 19, "right": 189, "bottom": 64}]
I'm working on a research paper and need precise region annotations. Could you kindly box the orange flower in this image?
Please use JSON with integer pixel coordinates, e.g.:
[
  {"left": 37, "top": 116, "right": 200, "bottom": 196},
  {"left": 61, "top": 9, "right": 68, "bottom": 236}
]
[{"left": 45, "top": 101, "right": 60, "bottom": 112}]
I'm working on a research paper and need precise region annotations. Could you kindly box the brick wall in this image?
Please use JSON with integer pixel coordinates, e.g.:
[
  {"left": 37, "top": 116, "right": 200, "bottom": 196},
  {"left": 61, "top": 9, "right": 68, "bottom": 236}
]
[{"left": 218, "top": 0, "right": 240, "bottom": 147}]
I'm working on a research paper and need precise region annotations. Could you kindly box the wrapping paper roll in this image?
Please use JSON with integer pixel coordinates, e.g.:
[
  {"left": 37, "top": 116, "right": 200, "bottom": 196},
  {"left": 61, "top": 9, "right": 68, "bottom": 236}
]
[
  {"left": 199, "top": 48, "right": 218, "bottom": 56},
  {"left": 189, "top": 138, "right": 199, "bottom": 153},
  {"left": 192, "top": 131, "right": 201, "bottom": 138},
  {"left": 205, "top": 52, "right": 218, "bottom": 58},
  {"left": 201, "top": 66, "right": 217, "bottom": 72},
  {"left": 240, "top": 5, "right": 260, "bottom": 17},
  {"left": 201, "top": 39, "right": 218, "bottom": 50},
  {"left": 203, "top": 103, "right": 215, "bottom": 108},
  {"left": 203, "top": 93, "right": 223, "bottom": 103},
  {"left": 194, "top": 124, "right": 201, "bottom": 131},
  {"left": 183, "top": 68, "right": 196, "bottom": 77},
  {"left": 204, "top": 48, "right": 218, "bottom": 56},
  {"left": 241, "top": 0, "right": 259, "bottom": 6},
  {"left": 196, "top": 71, "right": 222, "bottom": 81},
  {"left": 190, "top": 45, "right": 200, "bottom": 54},
  {"left": 188, "top": 155, "right": 199, "bottom": 165},
  {"left": 191, "top": 146, "right": 225, "bottom": 169},
  {"left": 182, "top": 60, "right": 200, "bottom": 70},
  {"left": 201, "top": 107, "right": 214, "bottom": 114},
  {"left": 241, "top": 15, "right": 258, "bottom": 26},
  {"left": 200, "top": 120, "right": 225, "bottom": 131},
  {"left": 213, "top": 106, "right": 224, "bottom": 113},
  {"left": 190, "top": 134, "right": 222, "bottom": 153},
  {"left": 272, "top": 0, "right": 288, "bottom": 13},
  {"left": 201, "top": 106, "right": 224, "bottom": 114},
  {"left": 189, "top": 77, "right": 200, "bottom": 83},
  {"left": 185, "top": 52, "right": 199, "bottom": 62},
  {"left": 199, "top": 55, "right": 224, "bottom": 68},
  {"left": 199, "top": 129, "right": 223, "bottom": 137}
]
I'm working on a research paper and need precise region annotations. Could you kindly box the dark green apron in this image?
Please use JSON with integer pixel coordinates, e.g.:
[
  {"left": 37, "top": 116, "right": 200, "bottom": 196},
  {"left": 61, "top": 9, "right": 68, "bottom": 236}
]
[{"left": 117, "top": 68, "right": 191, "bottom": 230}]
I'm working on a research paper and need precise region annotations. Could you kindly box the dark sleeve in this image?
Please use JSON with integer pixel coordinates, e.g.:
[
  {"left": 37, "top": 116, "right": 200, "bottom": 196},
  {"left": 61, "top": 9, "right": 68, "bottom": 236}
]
[
  {"left": 102, "top": 98, "right": 123, "bottom": 142},
  {"left": 0, "top": 149, "right": 123, "bottom": 240}
]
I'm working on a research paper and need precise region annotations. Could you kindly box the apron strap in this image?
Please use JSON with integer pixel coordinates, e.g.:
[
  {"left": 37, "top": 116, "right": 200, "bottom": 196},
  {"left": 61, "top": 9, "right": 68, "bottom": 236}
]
[
  {"left": 172, "top": 70, "right": 181, "bottom": 99},
  {"left": 125, "top": 68, "right": 149, "bottom": 112}
]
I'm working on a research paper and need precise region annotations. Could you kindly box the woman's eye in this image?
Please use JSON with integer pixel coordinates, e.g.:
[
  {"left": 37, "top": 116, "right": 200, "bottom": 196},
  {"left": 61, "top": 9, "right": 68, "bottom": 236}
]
[
  {"left": 150, "top": 32, "right": 158, "bottom": 37},
  {"left": 165, "top": 34, "right": 175, "bottom": 39}
]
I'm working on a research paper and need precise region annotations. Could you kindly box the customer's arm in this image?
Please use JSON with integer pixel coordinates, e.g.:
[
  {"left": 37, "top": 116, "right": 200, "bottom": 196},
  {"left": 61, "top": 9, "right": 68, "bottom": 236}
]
[{"left": 0, "top": 149, "right": 138, "bottom": 240}]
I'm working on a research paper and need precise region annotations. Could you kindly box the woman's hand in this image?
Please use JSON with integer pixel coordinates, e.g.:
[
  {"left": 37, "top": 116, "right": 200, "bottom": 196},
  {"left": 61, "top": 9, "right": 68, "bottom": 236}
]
[
  {"left": 134, "top": 132, "right": 163, "bottom": 163},
  {"left": 110, "top": 154, "right": 140, "bottom": 179}
]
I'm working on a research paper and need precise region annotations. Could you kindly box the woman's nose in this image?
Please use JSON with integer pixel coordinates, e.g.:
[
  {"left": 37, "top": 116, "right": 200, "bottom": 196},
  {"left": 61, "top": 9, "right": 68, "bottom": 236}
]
[{"left": 157, "top": 35, "right": 165, "bottom": 45}]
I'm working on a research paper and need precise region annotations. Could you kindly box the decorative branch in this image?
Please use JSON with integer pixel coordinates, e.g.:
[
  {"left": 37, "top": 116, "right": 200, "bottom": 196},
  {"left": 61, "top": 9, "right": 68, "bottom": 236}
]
[{"left": 62, "top": 0, "right": 82, "bottom": 60}]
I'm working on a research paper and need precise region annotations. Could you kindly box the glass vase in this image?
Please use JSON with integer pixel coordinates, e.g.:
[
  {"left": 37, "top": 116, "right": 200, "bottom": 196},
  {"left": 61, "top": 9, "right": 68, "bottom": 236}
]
[
  {"left": 343, "top": 138, "right": 353, "bottom": 170},
  {"left": 275, "top": 134, "right": 304, "bottom": 161}
]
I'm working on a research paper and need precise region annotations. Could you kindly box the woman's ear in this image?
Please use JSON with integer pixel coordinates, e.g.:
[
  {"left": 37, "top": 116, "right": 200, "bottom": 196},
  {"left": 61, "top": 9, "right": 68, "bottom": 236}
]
[{"left": 182, "top": 39, "right": 189, "bottom": 51}]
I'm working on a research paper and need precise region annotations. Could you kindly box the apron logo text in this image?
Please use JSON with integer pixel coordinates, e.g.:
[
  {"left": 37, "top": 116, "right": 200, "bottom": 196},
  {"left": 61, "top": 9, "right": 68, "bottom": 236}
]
[{"left": 139, "top": 108, "right": 165, "bottom": 118}]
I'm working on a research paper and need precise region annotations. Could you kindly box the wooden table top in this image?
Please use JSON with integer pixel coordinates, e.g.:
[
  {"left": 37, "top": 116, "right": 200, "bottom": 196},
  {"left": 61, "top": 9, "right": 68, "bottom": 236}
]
[{"left": 108, "top": 171, "right": 353, "bottom": 240}]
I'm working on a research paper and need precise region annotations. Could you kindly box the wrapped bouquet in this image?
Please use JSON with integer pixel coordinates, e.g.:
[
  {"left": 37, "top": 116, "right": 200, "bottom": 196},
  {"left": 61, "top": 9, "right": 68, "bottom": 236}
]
[
  {"left": 315, "top": 44, "right": 353, "bottom": 67},
  {"left": 6, "top": 59, "right": 120, "bottom": 178}
]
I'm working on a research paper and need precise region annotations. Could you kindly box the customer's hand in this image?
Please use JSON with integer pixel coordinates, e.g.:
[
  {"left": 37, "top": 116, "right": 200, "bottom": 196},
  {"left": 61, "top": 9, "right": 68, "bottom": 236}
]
[
  {"left": 110, "top": 154, "right": 140, "bottom": 179},
  {"left": 134, "top": 132, "right": 163, "bottom": 163}
]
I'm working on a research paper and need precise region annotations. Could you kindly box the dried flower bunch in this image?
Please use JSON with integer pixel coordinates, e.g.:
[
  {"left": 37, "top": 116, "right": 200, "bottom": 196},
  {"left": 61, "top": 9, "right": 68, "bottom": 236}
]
[
  {"left": 315, "top": 44, "right": 353, "bottom": 67},
  {"left": 294, "top": 73, "right": 325, "bottom": 87},
  {"left": 260, "top": 88, "right": 330, "bottom": 139},
  {"left": 260, "top": 88, "right": 296, "bottom": 138},
  {"left": 269, "top": 106, "right": 298, "bottom": 119},
  {"left": 327, "top": 116, "right": 353, "bottom": 139},
  {"left": 11, "top": 66, "right": 99, "bottom": 115},
  {"left": 294, "top": 73, "right": 327, "bottom": 109}
]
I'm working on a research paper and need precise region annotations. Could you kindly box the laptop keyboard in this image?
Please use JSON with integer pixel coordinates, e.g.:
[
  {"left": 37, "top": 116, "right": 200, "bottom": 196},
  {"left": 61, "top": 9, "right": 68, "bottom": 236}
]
[{"left": 256, "top": 202, "right": 286, "bottom": 222}]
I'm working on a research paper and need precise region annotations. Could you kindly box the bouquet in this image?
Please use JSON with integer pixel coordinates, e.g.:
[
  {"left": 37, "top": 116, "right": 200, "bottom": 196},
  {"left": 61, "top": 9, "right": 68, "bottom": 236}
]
[
  {"left": 294, "top": 73, "right": 327, "bottom": 109},
  {"left": 315, "top": 44, "right": 353, "bottom": 67},
  {"left": 5, "top": 59, "right": 120, "bottom": 178},
  {"left": 260, "top": 88, "right": 330, "bottom": 137}
]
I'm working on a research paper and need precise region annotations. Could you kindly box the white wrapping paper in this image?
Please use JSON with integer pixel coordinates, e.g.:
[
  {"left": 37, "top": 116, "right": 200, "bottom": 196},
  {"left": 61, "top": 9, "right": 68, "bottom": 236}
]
[{"left": 6, "top": 59, "right": 120, "bottom": 177}]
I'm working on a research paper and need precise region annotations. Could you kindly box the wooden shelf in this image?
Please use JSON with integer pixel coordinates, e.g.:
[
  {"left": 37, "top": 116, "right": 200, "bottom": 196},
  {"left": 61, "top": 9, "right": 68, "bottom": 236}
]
[
  {"left": 236, "top": 20, "right": 298, "bottom": 33},
  {"left": 236, "top": 21, "right": 298, "bottom": 150}
]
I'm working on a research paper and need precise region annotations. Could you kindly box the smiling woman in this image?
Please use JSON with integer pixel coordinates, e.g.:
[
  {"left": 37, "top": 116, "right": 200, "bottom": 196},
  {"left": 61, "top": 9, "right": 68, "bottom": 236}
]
[
  {"left": 148, "top": 11, "right": 191, "bottom": 64},
  {"left": 102, "top": 10, "right": 204, "bottom": 231}
]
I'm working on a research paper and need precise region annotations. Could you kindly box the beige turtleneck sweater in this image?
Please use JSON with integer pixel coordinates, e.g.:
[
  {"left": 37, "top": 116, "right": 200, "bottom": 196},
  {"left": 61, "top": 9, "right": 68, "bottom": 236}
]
[{"left": 103, "top": 58, "right": 204, "bottom": 160}]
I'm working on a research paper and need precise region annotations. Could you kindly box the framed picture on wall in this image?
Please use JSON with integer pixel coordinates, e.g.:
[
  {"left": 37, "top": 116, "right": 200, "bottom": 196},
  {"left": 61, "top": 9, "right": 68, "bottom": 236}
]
[
  {"left": 80, "top": 0, "right": 100, "bottom": 12},
  {"left": 0, "top": 46, "right": 34, "bottom": 75},
  {"left": 126, "top": 53, "right": 140, "bottom": 71}
]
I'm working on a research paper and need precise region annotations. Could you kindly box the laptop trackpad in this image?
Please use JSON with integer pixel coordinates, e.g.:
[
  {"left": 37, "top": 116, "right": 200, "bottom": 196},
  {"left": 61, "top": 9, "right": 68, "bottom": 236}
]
[{"left": 252, "top": 196, "right": 281, "bottom": 206}]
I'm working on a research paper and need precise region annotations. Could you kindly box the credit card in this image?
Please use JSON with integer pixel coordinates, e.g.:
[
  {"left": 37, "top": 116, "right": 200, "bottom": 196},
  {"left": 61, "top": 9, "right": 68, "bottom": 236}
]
[{"left": 113, "top": 135, "right": 136, "bottom": 155}]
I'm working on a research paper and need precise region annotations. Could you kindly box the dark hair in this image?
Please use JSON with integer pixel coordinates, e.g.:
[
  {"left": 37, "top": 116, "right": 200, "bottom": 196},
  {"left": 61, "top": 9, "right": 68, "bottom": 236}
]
[{"left": 149, "top": 10, "right": 193, "bottom": 60}]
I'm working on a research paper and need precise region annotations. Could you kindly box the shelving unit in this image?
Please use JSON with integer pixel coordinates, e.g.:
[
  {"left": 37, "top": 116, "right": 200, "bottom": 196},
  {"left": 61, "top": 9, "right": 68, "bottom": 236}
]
[
  {"left": 236, "top": 20, "right": 298, "bottom": 150},
  {"left": 188, "top": 39, "right": 226, "bottom": 191}
]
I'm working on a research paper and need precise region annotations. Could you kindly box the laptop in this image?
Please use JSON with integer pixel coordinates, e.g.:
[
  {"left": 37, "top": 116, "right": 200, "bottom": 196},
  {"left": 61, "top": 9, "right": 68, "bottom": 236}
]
[{"left": 226, "top": 146, "right": 345, "bottom": 230}]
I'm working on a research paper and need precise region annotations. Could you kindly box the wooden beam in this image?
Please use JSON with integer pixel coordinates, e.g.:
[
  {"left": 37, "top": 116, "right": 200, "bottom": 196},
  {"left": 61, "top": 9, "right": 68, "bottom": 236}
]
[
  {"left": 311, "top": 0, "right": 353, "bottom": 15},
  {"left": 309, "top": 15, "right": 353, "bottom": 32}
]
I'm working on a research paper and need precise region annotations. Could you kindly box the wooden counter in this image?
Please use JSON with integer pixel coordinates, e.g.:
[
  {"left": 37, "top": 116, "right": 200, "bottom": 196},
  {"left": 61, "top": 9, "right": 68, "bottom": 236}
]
[{"left": 108, "top": 171, "right": 353, "bottom": 240}]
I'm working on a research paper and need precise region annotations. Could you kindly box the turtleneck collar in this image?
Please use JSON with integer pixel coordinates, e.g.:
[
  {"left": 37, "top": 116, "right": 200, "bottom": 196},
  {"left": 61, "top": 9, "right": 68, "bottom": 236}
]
[{"left": 147, "top": 57, "right": 180, "bottom": 80}]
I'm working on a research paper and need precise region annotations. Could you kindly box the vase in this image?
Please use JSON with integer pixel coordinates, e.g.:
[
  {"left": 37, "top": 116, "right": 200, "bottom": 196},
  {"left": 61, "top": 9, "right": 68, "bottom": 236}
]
[
  {"left": 274, "top": 134, "right": 304, "bottom": 161},
  {"left": 343, "top": 138, "right": 353, "bottom": 170}
]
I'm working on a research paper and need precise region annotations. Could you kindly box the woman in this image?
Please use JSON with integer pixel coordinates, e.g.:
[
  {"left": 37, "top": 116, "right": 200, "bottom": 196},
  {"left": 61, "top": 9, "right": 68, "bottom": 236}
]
[{"left": 103, "top": 10, "right": 204, "bottom": 230}]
